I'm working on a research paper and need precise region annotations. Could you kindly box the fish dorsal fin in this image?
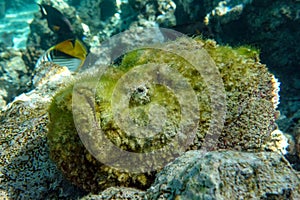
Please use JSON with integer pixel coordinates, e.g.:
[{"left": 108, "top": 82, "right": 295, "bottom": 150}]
[
  {"left": 38, "top": 4, "right": 47, "bottom": 19},
  {"left": 54, "top": 39, "right": 87, "bottom": 61}
]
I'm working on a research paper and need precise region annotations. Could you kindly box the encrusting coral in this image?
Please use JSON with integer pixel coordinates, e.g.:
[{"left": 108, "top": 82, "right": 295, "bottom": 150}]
[{"left": 47, "top": 37, "right": 280, "bottom": 192}]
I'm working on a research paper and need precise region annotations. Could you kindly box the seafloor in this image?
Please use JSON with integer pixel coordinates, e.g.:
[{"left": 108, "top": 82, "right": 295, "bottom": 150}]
[{"left": 0, "top": 0, "right": 299, "bottom": 199}]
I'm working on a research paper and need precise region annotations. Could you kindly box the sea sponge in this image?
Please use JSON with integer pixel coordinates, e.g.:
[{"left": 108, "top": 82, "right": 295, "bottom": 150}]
[{"left": 47, "top": 37, "right": 280, "bottom": 192}]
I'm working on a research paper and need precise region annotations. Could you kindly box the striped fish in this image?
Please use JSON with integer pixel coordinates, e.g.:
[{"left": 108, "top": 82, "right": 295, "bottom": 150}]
[{"left": 35, "top": 39, "right": 87, "bottom": 72}]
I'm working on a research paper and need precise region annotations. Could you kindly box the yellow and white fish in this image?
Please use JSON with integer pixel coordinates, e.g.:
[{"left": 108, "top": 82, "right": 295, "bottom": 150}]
[{"left": 35, "top": 39, "right": 87, "bottom": 72}]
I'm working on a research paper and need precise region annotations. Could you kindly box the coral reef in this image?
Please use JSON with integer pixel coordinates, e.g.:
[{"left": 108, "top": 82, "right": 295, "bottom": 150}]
[
  {"left": 76, "top": 0, "right": 117, "bottom": 33},
  {"left": 1, "top": 0, "right": 299, "bottom": 197},
  {"left": 128, "top": 0, "right": 176, "bottom": 27},
  {"left": 0, "top": 34, "right": 295, "bottom": 198},
  {"left": 0, "top": 48, "right": 31, "bottom": 110},
  {"left": 26, "top": 0, "right": 178, "bottom": 51},
  {"left": 75, "top": 0, "right": 122, "bottom": 41},
  {"left": 81, "top": 187, "right": 145, "bottom": 200},
  {"left": 47, "top": 37, "right": 280, "bottom": 192},
  {"left": 0, "top": 63, "right": 86, "bottom": 199},
  {"left": 146, "top": 150, "right": 300, "bottom": 199},
  {"left": 70, "top": 0, "right": 177, "bottom": 41}
]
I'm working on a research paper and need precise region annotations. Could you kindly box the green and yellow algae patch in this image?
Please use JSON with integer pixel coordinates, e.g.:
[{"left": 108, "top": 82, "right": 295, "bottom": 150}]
[{"left": 47, "top": 37, "right": 280, "bottom": 192}]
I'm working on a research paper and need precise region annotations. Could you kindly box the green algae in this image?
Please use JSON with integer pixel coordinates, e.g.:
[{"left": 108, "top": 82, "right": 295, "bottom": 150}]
[{"left": 47, "top": 37, "right": 279, "bottom": 192}]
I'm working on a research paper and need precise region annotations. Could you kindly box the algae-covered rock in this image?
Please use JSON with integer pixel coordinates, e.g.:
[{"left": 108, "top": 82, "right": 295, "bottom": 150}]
[
  {"left": 146, "top": 150, "right": 300, "bottom": 199},
  {"left": 47, "top": 37, "right": 280, "bottom": 192}
]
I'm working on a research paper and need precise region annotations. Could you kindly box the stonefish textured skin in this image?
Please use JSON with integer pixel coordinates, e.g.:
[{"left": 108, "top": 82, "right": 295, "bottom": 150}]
[{"left": 47, "top": 37, "right": 281, "bottom": 192}]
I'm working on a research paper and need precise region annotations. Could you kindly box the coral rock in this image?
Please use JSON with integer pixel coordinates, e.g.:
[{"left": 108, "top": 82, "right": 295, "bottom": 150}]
[{"left": 146, "top": 150, "right": 300, "bottom": 199}]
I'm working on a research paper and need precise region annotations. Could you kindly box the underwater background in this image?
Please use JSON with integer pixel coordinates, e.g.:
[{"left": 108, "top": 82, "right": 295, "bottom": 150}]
[{"left": 0, "top": 0, "right": 299, "bottom": 199}]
